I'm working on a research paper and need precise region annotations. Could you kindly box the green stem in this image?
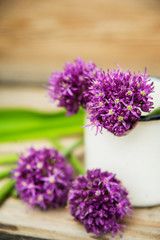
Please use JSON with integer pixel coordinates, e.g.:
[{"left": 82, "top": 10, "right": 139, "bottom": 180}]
[
  {"left": 51, "top": 138, "right": 64, "bottom": 151},
  {"left": 50, "top": 138, "right": 85, "bottom": 175},
  {"left": 11, "top": 188, "right": 18, "bottom": 198},
  {"left": 63, "top": 138, "right": 84, "bottom": 157},
  {"left": 68, "top": 155, "right": 85, "bottom": 175},
  {"left": 147, "top": 107, "right": 160, "bottom": 116},
  {"left": 0, "top": 154, "right": 18, "bottom": 165},
  {"left": 0, "top": 166, "right": 15, "bottom": 179},
  {"left": 0, "top": 180, "right": 15, "bottom": 204},
  {"left": 0, "top": 108, "right": 84, "bottom": 143},
  {"left": 0, "top": 124, "right": 83, "bottom": 143},
  {"left": 62, "top": 138, "right": 85, "bottom": 175}
]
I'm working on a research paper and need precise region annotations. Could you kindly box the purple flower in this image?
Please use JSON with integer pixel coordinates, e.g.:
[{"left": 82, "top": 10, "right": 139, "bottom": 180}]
[
  {"left": 47, "top": 57, "right": 96, "bottom": 116},
  {"left": 68, "top": 169, "right": 132, "bottom": 237},
  {"left": 86, "top": 67, "right": 154, "bottom": 136},
  {"left": 12, "top": 148, "right": 74, "bottom": 209}
]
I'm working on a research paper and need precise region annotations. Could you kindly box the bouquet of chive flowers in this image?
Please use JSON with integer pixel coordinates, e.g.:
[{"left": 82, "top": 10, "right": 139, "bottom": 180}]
[
  {"left": 48, "top": 57, "right": 159, "bottom": 136},
  {"left": 48, "top": 58, "right": 160, "bottom": 207}
]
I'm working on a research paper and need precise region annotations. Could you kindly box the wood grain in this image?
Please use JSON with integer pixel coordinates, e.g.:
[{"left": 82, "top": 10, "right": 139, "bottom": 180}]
[
  {"left": 0, "top": 198, "right": 159, "bottom": 240},
  {"left": 0, "top": 86, "right": 56, "bottom": 111},
  {"left": 0, "top": 0, "right": 160, "bottom": 85}
]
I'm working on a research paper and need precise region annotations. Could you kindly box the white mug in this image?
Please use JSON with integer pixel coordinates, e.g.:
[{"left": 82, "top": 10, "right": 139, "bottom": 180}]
[{"left": 85, "top": 77, "right": 160, "bottom": 207}]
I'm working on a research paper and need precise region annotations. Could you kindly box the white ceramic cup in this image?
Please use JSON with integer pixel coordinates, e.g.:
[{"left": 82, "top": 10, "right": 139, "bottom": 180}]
[{"left": 85, "top": 77, "right": 160, "bottom": 207}]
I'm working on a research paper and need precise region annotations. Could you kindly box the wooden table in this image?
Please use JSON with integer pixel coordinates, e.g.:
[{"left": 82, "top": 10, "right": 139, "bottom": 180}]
[{"left": 0, "top": 197, "right": 160, "bottom": 240}]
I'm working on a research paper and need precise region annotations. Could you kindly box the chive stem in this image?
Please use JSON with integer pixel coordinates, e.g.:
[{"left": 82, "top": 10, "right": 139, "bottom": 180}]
[
  {"left": 0, "top": 166, "right": 15, "bottom": 179},
  {"left": 62, "top": 138, "right": 85, "bottom": 175},
  {"left": 0, "top": 154, "right": 18, "bottom": 165},
  {"left": 68, "top": 155, "right": 85, "bottom": 175},
  {"left": 11, "top": 188, "right": 18, "bottom": 198},
  {"left": 63, "top": 138, "right": 84, "bottom": 157},
  {"left": 51, "top": 138, "right": 64, "bottom": 151},
  {"left": 147, "top": 107, "right": 160, "bottom": 116},
  {"left": 0, "top": 180, "right": 15, "bottom": 204},
  {"left": 140, "top": 107, "right": 160, "bottom": 121},
  {"left": 51, "top": 137, "right": 85, "bottom": 175}
]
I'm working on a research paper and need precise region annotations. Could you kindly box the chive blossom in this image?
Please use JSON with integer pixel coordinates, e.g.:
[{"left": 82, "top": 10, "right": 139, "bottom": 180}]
[
  {"left": 11, "top": 148, "right": 74, "bottom": 209},
  {"left": 68, "top": 169, "right": 132, "bottom": 237},
  {"left": 48, "top": 57, "right": 96, "bottom": 116},
  {"left": 86, "top": 66, "right": 154, "bottom": 136}
]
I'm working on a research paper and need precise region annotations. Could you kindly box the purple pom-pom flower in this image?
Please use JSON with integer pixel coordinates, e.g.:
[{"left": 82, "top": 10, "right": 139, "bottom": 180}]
[
  {"left": 86, "top": 66, "right": 154, "bottom": 136},
  {"left": 68, "top": 169, "right": 132, "bottom": 237},
  {"left": 12, "top": 148, "right": 74, "bottom": 209},
  {"left": 48, "top": 57, "right": 96, "bottom": 116}
]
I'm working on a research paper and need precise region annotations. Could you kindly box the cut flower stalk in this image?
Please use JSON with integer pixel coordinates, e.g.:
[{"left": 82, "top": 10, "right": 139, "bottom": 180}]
[
  {"left": 140, "top": 107, "right": 160, "bottom": 121},
  {"left": 67, "top": 155, "right": 85, "bottom": 175},
  {"left": 0, "top": 124, "right": 83, "bottom": 143},
  {"left": 11, "top": 188, "right": 18, "bottom": 198},
  {"left": 0, "top": 108, "right": 84, "bottom": 143},
  {"left": 63, "top": 139, "right": 85, "bottom": 175},
  {"left": 0, "top": 180, "right": 15, "bottom": 204},
  {"left": 0, "top": 154, "right": 18, "bottom": 165},
  {"left": 62, "top": 138, "right": 84, "bottom": 158},
  {"left": 147, "top": 107, "right": 160, "bottom": 116},
  {"left": 51, "top": 137, "right": 85, "bottom": 175},
  {"left": 0, "top": 166, "right": 15, "bottom": 179}
]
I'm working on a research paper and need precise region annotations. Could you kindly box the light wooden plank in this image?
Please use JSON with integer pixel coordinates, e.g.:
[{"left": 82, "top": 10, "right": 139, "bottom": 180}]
[
  {"left": 0, "top": 198, "right": 159, "bottom": 240},
  {"left": 0, "top": 86, "right": 57, "bottom": 111}
]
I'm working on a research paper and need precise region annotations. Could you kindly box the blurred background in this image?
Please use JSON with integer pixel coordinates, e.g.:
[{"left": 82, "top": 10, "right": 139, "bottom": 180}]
[{"left": 0, "top": 0, "right": 160, "bottom": 110}]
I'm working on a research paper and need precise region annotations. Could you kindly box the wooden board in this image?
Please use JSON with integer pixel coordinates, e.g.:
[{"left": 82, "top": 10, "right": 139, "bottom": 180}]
[
  {"left": 0, "top": 197, "right": 160, "bottom": 240},
  {"left": 0, "top": 0, "right": 160, "bottom": 85},
  {"left": 0, "top": 86, "right": 56, "bottom": 111}
]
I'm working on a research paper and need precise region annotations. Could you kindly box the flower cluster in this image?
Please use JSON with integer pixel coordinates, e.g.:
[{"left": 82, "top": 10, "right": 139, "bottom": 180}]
[
  {"left": 68, "top": 169, "right": 132, "bottom": 237},
  {"left": 86, "top": 67, "right": 154, "bottom": 136},
  {"left": 48, "top": 57, "right": 96, "bottom": 116},
  {"left": 12, "top": 148, "right": 73, "bottom": 209}
]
